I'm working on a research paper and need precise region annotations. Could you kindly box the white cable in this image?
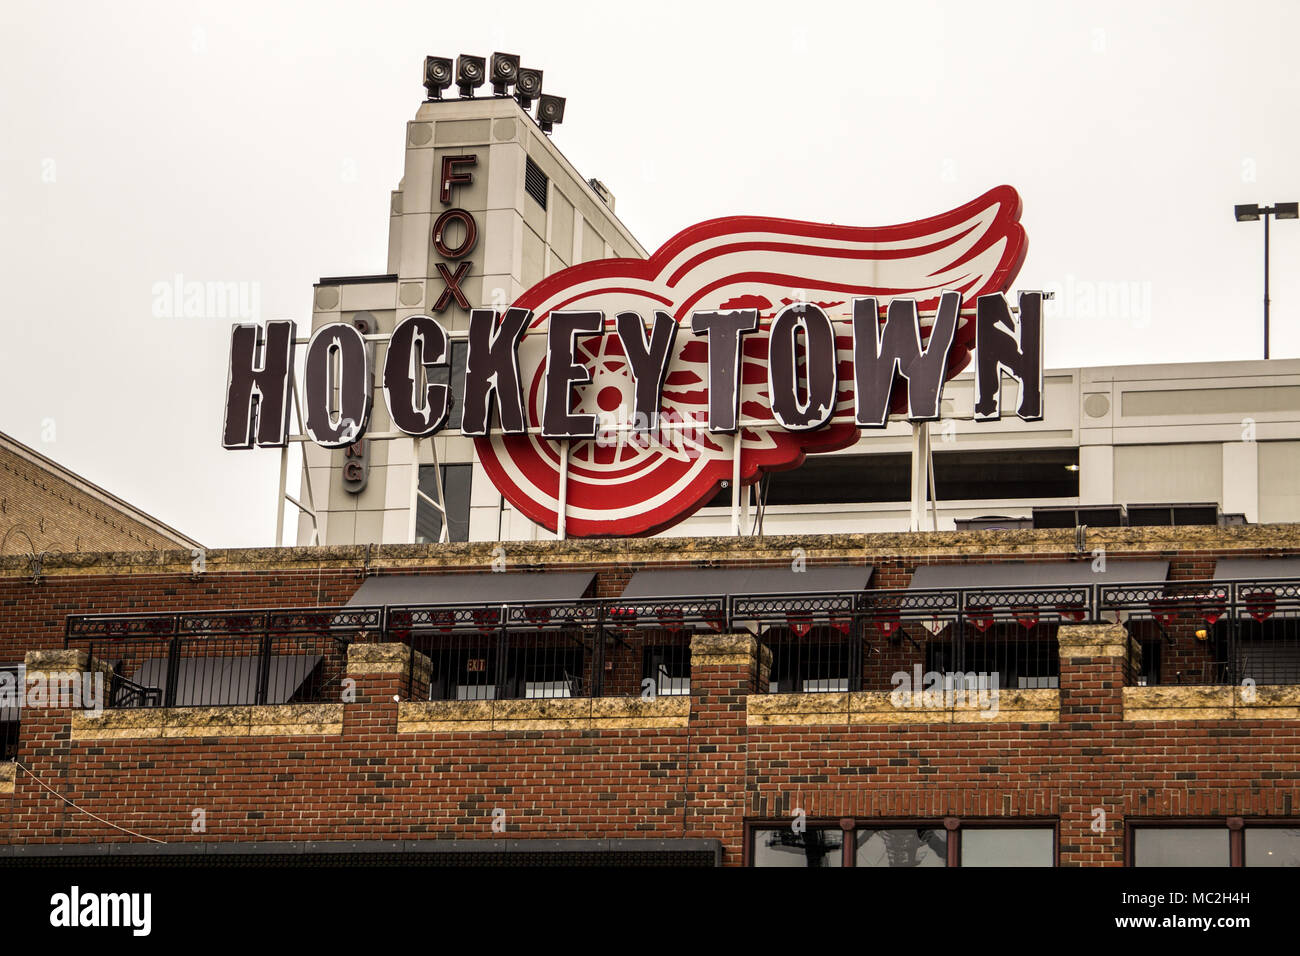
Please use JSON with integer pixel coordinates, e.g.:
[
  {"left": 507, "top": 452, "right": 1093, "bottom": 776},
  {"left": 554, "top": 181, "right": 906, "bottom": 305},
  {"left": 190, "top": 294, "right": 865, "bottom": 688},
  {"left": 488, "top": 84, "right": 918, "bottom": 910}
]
[{"left": 15, "top": 761, "right": 166, "bottom": 844}]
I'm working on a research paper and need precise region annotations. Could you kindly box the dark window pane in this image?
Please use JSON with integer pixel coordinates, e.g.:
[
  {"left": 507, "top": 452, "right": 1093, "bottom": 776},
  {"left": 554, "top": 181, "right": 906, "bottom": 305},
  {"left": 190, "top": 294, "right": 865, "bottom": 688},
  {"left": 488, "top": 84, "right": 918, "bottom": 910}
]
[
  {"left": 429, "top": 340, "right": 469, "bottom": 431},
  {"left": 1245, "top": 828, "right": 1300, "bottom": 867},
  {"left": 710, "top": 448, "right": 1080, "bottom": 508},
  {"left": 415, "top": 464, "right": 472, "bottom": 543},
  {"left": 752, "top": 827, "right": 842, "bottom": 867},
  {"left": 924, "top": 631, "right": 1059, "bottom": 691},
  {"left": 856, "top": 828, "right": 947, "bottom": 867},
  {"left": 1138, "top": 635, "right": 1162, "bottom": 686},
  {"left": 1133, "top": 828, "right": 1229, "bottom": 867},
  {"left": 961, "top": 828, "right": 1054, "bottom": 867},
  {"left": 1239, "top": 636, "right": 1300, "bottom": 685},
  {"left": 644, "top": 644, "right": 691, "bottom": 696},
  {"left": 766, "top": 630, "right": 850, "bottom": 693}
]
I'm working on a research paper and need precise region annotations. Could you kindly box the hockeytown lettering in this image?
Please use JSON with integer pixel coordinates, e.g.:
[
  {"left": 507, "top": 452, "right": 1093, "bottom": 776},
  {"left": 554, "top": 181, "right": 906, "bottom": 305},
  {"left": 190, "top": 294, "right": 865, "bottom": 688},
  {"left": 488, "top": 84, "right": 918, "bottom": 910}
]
[
  {"left": 221, "top": 187, "right": 1042, "bottom": 537},
  {"left": 222, "top": 290, "right": 1042, "bottom": 448}
]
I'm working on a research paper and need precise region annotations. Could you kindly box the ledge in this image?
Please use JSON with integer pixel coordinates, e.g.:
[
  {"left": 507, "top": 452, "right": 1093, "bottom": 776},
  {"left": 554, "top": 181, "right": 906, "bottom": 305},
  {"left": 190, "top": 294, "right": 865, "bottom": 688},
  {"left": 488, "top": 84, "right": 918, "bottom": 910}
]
[
  {"left": 69, "top": 703, "right": 344, "bottom": 740},
  {"left": 398, "top": 695, "right": 690, "bottom": 733},
  {"left": 4, "top": 524, "right": 1297, "bottom": 578},
  {"left": 1057, "top": 624, "right": 1136, "bottom": 660},
  {"left": 690, "top": 633, "right": 759, "bottom": 667},
  {"left": 1124, "top": 684, "right": 1300, "bottom": 721},
  {"left": 22, "top": 649, "right": 113, "bottom": 682},
  {"left": 347, "top": 642, "right": 431, "bottom": 679},
  {"left": 748, "top": 688, "right": 1060, "bottom": 726}
]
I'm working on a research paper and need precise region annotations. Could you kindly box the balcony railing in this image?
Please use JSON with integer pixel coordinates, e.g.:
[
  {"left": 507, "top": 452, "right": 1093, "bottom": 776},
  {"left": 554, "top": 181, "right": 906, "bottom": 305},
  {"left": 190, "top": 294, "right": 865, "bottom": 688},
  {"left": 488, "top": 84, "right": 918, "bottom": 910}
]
[
  {"left": 59, "top": 577, "right": 1300, "bottom": 706},
  {"left": 63, "top": 607, "right": 378, "bottom": 708}
]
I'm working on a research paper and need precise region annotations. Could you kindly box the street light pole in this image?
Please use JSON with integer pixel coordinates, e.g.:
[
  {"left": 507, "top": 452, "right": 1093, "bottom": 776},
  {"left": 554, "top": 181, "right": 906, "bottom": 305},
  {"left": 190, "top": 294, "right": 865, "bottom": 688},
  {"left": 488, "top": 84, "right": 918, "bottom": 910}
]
[
  {"left": 1265, "top": 211, "right": 1271, "bottom": 359},
  {"left": 1235, "top": 202, "right": 1298, "bottom": 360}
]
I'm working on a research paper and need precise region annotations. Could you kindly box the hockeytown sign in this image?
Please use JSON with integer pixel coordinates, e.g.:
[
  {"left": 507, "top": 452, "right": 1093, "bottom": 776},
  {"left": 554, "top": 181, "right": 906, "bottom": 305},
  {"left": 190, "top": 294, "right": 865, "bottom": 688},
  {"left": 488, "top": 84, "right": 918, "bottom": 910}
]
[{"left": 222, "top": 185, "right": 1042, "bottom": 538}]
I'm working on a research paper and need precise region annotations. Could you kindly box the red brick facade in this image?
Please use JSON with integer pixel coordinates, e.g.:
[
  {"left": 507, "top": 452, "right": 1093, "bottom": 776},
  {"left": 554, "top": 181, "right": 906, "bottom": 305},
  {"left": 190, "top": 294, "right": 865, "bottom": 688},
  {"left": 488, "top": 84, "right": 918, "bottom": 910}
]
[{"left": 1, "top": 527, "right": 1299, "bottom": 866}]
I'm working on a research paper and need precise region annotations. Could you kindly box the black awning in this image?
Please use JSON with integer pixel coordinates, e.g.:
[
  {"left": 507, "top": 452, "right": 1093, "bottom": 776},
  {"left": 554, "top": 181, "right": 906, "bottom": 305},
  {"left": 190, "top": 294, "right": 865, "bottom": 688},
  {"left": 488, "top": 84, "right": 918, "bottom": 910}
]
[
  {"left": 908, "top": 559, "right": 1169, "bottom": 590},
  {"left": 1213, "top": 558, "right": 1300, "bottom": 581},
  {"left": 620, "top": 565, "right": 872, "bottom": 599},
  {"left": 130, "top": 654, "right": 322, "bottom": 706},
  {"left": 347, "top": 571, "right": 595, "bottom": 607}
]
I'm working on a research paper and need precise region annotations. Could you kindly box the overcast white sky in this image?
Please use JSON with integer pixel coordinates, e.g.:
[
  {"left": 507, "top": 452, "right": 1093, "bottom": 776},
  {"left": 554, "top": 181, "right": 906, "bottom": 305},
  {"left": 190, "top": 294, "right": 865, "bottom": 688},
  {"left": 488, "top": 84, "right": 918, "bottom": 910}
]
[{"left": 1, "top": 0, "right": 1297, "bottom": 549}]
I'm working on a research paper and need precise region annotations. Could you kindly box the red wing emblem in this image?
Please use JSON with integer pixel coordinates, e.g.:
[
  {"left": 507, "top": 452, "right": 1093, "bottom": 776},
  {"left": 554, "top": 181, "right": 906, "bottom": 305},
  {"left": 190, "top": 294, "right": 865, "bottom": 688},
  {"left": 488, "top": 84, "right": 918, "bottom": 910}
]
[{"left": 475, "top": 185, "right": 1027, "bottom": 537}]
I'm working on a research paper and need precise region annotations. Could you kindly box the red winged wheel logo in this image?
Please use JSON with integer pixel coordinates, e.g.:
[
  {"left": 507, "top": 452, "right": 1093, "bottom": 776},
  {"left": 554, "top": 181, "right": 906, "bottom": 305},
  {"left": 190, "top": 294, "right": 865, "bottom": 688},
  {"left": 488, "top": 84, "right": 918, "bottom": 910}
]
[{"left": 475, "top": 185, "right": 1027, "bottom": 538}]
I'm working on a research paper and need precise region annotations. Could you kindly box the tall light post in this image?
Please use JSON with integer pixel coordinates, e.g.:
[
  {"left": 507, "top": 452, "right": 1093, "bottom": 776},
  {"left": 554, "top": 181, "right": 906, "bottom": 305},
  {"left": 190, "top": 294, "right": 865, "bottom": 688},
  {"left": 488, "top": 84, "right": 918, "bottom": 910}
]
[{"left": 1235, "top": 202, "right": 1298, "bottom": 359}]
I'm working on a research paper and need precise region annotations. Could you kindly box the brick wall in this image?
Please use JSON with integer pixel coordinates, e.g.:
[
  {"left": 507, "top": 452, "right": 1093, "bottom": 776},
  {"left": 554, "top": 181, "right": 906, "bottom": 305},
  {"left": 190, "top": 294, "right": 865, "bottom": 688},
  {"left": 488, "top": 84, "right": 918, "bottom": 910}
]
[
  {"left": 2, "top": 528, "right": 1299, "bottom": 866},
  {"left": 0, "top": 442, "right": 195, "bottom": 556},
  {"left": 2, "top": 629, "right": 1299, "bottom": 866}
]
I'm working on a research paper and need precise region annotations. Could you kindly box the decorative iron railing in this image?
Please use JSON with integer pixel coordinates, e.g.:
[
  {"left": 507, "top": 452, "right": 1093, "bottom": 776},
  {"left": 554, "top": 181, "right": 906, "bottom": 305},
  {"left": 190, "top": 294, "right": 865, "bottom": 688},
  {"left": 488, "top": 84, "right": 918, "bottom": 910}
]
[{"left": 61, "top": 578, "right": 1300, "bottom": 704}]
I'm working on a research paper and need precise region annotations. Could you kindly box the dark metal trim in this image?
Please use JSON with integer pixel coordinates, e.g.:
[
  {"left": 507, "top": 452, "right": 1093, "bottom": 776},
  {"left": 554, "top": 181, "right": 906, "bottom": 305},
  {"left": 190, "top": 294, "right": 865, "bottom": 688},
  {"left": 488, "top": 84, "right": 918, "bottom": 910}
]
[
  {"left": 0, "top": 837, "right": 722, "bottom": 863},
  {"left": 314, "top": 274, "right": 398, "bottom": 287}
]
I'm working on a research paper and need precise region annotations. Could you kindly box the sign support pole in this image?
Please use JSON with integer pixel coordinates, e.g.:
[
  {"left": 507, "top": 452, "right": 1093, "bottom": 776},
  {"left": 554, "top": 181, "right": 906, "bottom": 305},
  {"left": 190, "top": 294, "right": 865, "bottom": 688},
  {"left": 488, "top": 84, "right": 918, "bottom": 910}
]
[
  {"left": 909, "top": 421, "right": 931, "bottom": 533},
  {"left": 275, "top": 443, "right": 288, "bottom": 547},
  {"left": 731, "top": 433, "right": 742, "bottom": 536},
  {"left": 928, "top": 429, "right": 940, "bottom": 531},
  {"left": 407, "top": 437, "right": 451, "bottom": 543},
  {"left": 431, "top": 442, "right": 449, "bottom": 544},
  {"left": 407, "top": 437, "right": 422, "bottom": 543},
  {"left": 286, "top": 379, "right": 320, "bottom": 546},
  {"left": 556, "top": 440, "right": 569, "bottom": 540}
]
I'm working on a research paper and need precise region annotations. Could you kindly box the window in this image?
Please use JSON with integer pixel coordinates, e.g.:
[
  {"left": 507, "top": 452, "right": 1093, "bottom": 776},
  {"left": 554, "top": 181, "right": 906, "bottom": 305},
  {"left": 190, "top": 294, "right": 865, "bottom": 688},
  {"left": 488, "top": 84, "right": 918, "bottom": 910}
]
[
  {"left": 1137, "top": 634, "right": 1162, "bottom": 686},
  {"left": 524, "top": 155, "right": 548, "bottom": 209},
  {"left": 1133, "top": 827, "right": 1230, "bottom": 866},
  {"left": 429, "top": 340, "right": 468, "bottom": 431},
  {"left": 428, "top": 647, "right": 496, "bottom": 701},
  {"left": 767, "top": 631, "right": 852, "bottom": 693},
  {"left": 925, "top": 631, "right": 1059, "bottom": 691},
  {"left": 751, "top": 827, "right": 843, "bottom": 867},
  {"left": 644, "top": 645, "right": 690, "bottom": 696},
  {"left": 415, "top": 464, "right": 472, "bottom": 543},
  {"left": 1238, "top": 632, "right": 1300, "bottom": 685},
  {"left": 1130, "top": 821, "right": 1300, "bottom": 866},
  {"left": 749, "top": 820, "right": 1055, "bottom": 867},
  {"left": 856, "top": 828, "right": 947, "bottom": 867},
  {"left": 510, "top": 645, "right": 584, "bottom": 699},
  {"left": 1245, "top": 827, "right": 1300, "bottom": 866},
  {"left": 710, "top": 448, "right": 1079, "bottom": 508},
  {"left": 426, "top": 642, "right": 583, "bottom": 701},
  {"left": 960, "top": 827, "right": 1055, "bottom": 867},
  {"left": 1203, "top": 618, "right": 1300, "bottom": 686}
]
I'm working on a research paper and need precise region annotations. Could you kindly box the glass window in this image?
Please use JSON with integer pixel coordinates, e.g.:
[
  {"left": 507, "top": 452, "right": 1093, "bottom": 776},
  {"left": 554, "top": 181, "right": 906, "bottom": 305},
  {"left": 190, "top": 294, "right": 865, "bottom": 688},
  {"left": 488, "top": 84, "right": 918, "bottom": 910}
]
[
  {"left": 713, "top": 448, "right": 1079, "bottom": 507},
  {"left": 752, "top": 827, "right": 843, "bottom": 867},
  {"left": 416, "top": 464, "right": 472, "bottom": 543},
  {"left": 1133, "top": 828, "right": 1229, "bottom": 867},
  {"left": 856, "top": 828, "right": 947, "bottom": 867},
  {"left": 644, "top": 645, "right": 690, "bottom": 696},
  {"left": 767, "top": 634, "right": 850, "bottom": 694},
  {"left": 961, "top": 827, "right": 1054, "bottom": 867},
  {"left": 429, "top": 340, "right": 469, "bottom": 431},
  {"left": 1245, "top": 828, "right": 1300, "bottom": 867}
]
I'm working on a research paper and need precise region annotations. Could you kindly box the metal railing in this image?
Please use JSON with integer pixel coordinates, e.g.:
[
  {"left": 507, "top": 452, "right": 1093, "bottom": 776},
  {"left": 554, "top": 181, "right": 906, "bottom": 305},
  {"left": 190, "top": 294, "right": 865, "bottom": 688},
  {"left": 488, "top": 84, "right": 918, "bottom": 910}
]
[
  {"left": 64, "top": 607, "right": 378, "bottom": 708},
  {"left": 60, "top": 577, "right": 1300, "bottom": 705}
]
